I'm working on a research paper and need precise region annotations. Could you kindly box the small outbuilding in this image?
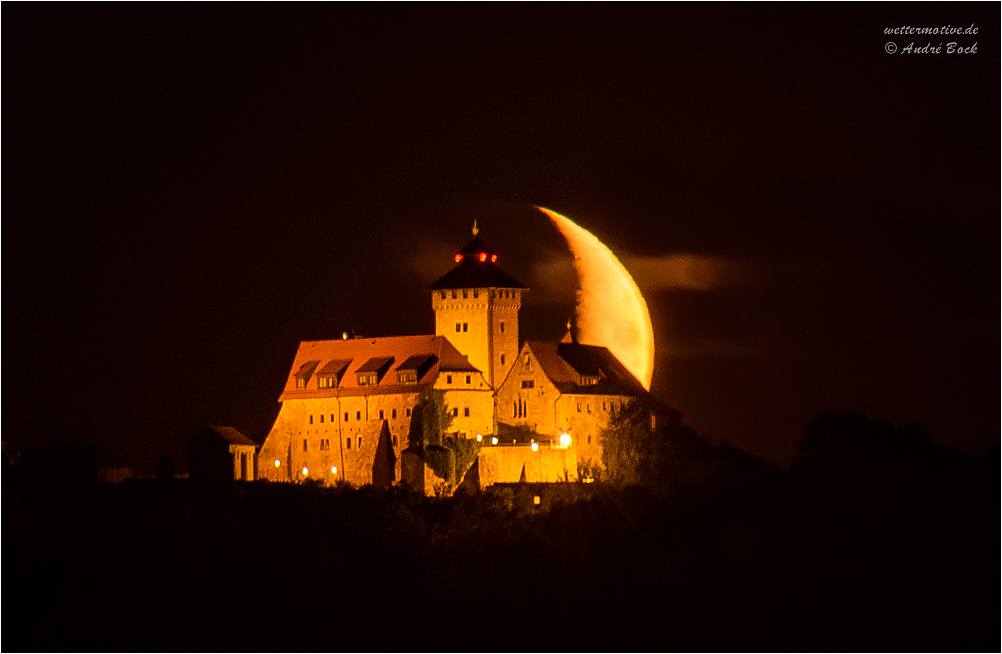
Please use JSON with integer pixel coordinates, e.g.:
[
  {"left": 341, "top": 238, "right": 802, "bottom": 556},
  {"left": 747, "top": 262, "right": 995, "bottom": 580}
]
[{"left": 188, "top": 426, "right": 257, "bottom": 481}]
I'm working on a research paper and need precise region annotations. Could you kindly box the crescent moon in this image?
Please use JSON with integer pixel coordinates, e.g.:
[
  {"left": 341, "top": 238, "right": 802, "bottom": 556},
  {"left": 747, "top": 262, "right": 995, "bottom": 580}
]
[{"left": 537, "top": 207, "right": 655, "bottom": 390}]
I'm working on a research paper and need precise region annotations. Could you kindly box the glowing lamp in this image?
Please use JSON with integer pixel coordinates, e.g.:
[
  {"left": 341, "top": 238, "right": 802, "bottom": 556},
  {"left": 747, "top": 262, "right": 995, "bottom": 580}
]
[
  {"left": 531, "top": 442, "right": 538, "bottom": 451},
  {"left": 479, "top": 252, "right": 487, "bottom": 262},
  {"left": 274, "top": 459, "right": 281, "bottom": 468},
  {"left": 302, "top": 467, "right": 309, "bottom": 476},
  {"left": 455, "top": 254, "right": 463, "bottom": 263},
  {"left": 491, "top": 436, "right": 498, "bottom": 445},
  {"left": 533, "top": 496, "right": 541, "bottom": 505},
  {"left": 331, "top": 466, "right": 337, "bottom": 474},
  {"left": 491, "top": 254, "right": 497, "bottom": 262},
  {"left": 559, "top": 433, "right": 571, "bottom": 447},
  {"left": 476, "top": 434, "right": 483, "bottom": 442}
]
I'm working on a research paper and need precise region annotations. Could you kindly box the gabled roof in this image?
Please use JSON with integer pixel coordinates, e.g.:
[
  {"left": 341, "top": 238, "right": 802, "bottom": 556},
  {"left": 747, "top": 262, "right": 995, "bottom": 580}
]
[
  {"left": 199, "top": 425, "right": 257, "bottom": 447},
  {"left": 526, "top": 341, "right": 648, "bottom": 397},
  {"left": 279, "top": 335, "right": 481, "bottom": 401},
  {"left": 295, "top": 360, "right": 320, "bottom": 378}
]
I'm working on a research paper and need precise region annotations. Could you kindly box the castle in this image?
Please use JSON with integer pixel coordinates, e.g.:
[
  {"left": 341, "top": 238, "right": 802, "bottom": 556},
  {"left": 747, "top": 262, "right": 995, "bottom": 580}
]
[{"left": 257, "top": 225, "right": 648, "bottom": 491}]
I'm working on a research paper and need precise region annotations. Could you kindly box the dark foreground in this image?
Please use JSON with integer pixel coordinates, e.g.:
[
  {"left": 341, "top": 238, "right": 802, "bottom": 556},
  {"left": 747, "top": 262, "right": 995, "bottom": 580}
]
[{"left": 5, "top": 436, "right": 998, "bottom": 651}]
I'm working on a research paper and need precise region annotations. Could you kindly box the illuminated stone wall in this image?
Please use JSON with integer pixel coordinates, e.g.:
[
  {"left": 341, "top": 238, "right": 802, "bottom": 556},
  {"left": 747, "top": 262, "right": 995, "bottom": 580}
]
[
  {"left": 477, "top": 444, "right": 578, "bottom": 486},
  {"left": 432, "top": 288, "right": 521, "bottom": 388},
  {"left": 554, "top": 395, "right": 627, "bottom": 471},
  {"left": 495, "top": 344, "right": 633, "bottom": 471},
  {"left": 257, "top": 378, "right": 495, "bottom": 487},
  {"left": 259, "top": 396, "right": 417, "bottom": 484},
  {"left": 495, "top": 345, "right": 560, "bottom": 435}
]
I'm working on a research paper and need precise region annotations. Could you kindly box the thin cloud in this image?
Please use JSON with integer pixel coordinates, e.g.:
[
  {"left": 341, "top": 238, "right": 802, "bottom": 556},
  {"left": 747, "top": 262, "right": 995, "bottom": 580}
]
[{"left": 622, "top": 254, "right": 750, "bottom": 291}]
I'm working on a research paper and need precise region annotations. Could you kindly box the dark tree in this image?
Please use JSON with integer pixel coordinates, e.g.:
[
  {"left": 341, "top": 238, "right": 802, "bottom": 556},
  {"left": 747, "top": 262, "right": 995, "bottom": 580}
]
[{"left": 155, "top": 453, "right": 175, "bottom": 479}]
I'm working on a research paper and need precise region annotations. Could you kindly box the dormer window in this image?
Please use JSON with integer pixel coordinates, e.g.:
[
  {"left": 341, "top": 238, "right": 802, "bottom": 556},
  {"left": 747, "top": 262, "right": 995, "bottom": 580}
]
[
  {"left": 315, "top": 359, "right": 350, "bottom": 390},
  {"left": 355, "top": 356, "right": 393, "bottom": 387},
  {"left": 293, "top": 360, "right": 320, "bottom": 389},
  {"left": 396, "top": 354, "right": 436, "bottom": 386},
  {"left": 580, "top": 376, "right": 600, "bottom": 386}
]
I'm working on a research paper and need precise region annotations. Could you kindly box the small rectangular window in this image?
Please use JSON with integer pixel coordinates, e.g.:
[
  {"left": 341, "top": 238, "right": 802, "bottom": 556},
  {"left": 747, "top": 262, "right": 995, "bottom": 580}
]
[
  {"left": 346, "top": 438, "right": 352, "bottom": 450},
  {"left": 462, "top": 289, "right": 468, "bottom": 298},
  {"left": 451, "top": 290, "right": 457, "bottom": 298},
  {"left": 392, "top": 434, "right": 398, "bottom": 446},
  {"left": 309, "top": 415, "right": 314, "bottom": 424},
  {"left": 466, "top": 375, "right": 472, "bottom": 384},
  {"left": 500, "top": 354, "right": 505, "bottom": 365},
  {"left": 462, "top": 322, "right": 468, "bottom": 332},
  {"left": 473, "top": 289, "right": 479, "bottom": 298},
  {"left": 392, "top": 409, "right": 397, "bottom": 419},
  {"left": 356, "top": 411, "right": 361, "bottom": 420},
  {"left": 603, "top": 402, "right": 607, "bottom": 411},
  {"left": 452, "top": 407, "right": 459, "bottom": 417},
  {"left": 577, "top": 403, "right": 582, "bottom": 412},
  {"left": 358, "top": 436, "right": 363, "bottom": 449},
  {"left": 331, "top": 414, "right": 335, "bottom": 423},
  {"left": 521, "top": 380, "right": 534, "bottom": 389},
  {"left": 303, "top": 439, "right": 308, "bottom": 452},
  {"left": 588, "top": 434, "right": 592, "bottom": 445},
  {"left": 440, "top": 291, "right": 446, "bottom": 299},
  {"left": 456, "top": 323, "right": 461, "bottom": 333},
  {"left": 446, "top": 374, "right": 452, "bottom": 384},
  {"left": 319, "top": 414, "right": 324, "bottom": 423},
  {"left": 379, "top": 409, "right": 384, "bottom": 420},
  {"left": 464, "top": 407, "right": 470, "bottom": 417},
  {"left": 587, "top": 404, "right": 592, "bottom": 413},
  {"left": 500, "top": 321, "right": 505, "bottom": 333},
  {"left": 344, "top": 412, "right": 349, "bottom": 422},
  {"left": 524, "top": 353, "right": 530, "bottom": 365}
]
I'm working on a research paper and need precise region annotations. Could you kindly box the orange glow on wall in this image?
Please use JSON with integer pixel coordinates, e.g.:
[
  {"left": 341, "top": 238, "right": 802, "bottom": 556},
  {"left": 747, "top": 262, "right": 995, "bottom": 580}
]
[
  {"left": 479, "top": 252, "right": 487, "bottom": 262},
  {"left": 491, "top": 254, "right": 497, "bottom": 262},
  {"left": 455, "top": 254, "right": 463, "bottom": 263},
  {"left": 538, "top": 206, "right": 654, "bottom": 389}
]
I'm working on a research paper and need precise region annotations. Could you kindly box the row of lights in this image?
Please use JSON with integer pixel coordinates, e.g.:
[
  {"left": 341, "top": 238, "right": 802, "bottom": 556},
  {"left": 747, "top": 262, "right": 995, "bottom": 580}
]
[
  {"left": 274, "top": 459, "right": 337, "bottom": 477},
  {"left": 274, "top": 432, "right": 573, "bottom": 476},
  {"left": 454, "top": 252, "right": 498, "bottom": 263}
]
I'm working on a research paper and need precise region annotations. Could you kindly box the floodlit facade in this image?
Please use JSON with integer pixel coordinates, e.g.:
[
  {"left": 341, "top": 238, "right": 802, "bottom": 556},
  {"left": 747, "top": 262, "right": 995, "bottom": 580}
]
[
  {"left": 494, "top": 334, "right": 648, "bottom": 472},
  {"left": 257, "top": 226, "right": 649, "bottom": 489}
]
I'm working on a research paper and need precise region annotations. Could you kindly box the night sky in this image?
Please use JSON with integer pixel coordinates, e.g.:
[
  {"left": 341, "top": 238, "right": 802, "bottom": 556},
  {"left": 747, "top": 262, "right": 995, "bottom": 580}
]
[{"left": 7, "top": 4, "right": 998, "bottom": 473}]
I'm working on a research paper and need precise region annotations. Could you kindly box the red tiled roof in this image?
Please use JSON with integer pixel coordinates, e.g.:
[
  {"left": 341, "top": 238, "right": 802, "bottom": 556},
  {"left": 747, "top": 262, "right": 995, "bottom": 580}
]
[
  {"left": 278, "top": 335, "right": 480, "bottom": 401},
  {"left": 317, "top": 359, "right": 351, "bottom": 376},
  {"left": 526, "top": 341, "right": 648, "bottom": 397},
  {"left": 355, "top": 356, "right": 394, "bottom": 374},
  {"left": 295, "top": 360, "right": 320, "bottom": 378}
]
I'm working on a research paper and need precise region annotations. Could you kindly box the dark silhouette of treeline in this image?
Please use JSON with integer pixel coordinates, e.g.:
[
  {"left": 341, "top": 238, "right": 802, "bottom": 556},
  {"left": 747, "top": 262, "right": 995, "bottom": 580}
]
[{"left": 5, "top": 412, "right": 997, "bottom": 651}]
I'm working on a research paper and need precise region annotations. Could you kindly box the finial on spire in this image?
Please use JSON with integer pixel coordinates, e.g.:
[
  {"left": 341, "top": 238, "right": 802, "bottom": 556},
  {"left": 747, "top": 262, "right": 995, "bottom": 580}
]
[
  {"left": 561, "top": 319, "right": 575, "bottom": 344},
  {"left": 472, "top": 220, "right": 479, "bottom": 236}
]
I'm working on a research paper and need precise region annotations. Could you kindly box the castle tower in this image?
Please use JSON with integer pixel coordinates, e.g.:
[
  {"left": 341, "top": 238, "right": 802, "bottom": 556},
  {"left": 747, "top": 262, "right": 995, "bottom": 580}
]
[{"left": 428, "top": 223, "right": 527, "bottom": 389}]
